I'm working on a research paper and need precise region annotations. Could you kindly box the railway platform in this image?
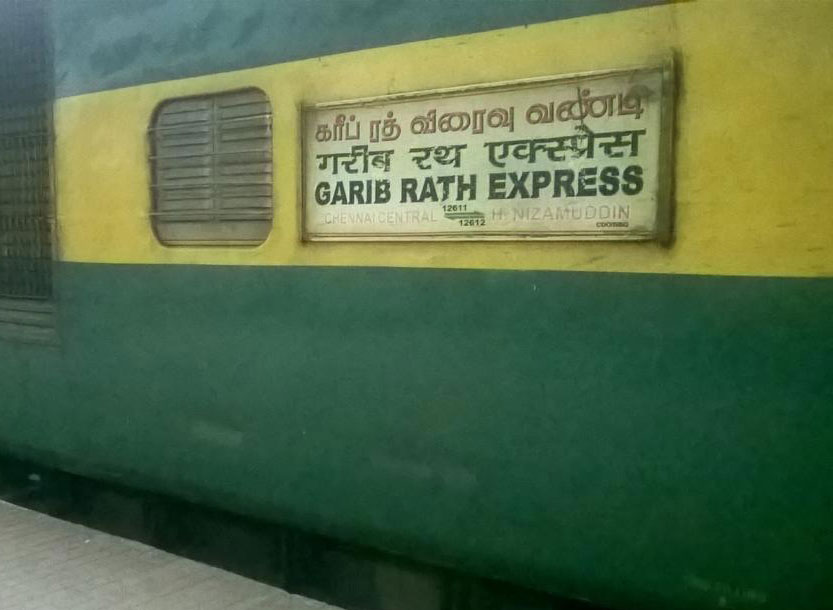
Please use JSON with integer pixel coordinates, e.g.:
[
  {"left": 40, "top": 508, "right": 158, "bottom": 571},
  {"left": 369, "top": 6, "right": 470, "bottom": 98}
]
[{"left": 0, "top": 500, "right": 341, "bottom": 610}]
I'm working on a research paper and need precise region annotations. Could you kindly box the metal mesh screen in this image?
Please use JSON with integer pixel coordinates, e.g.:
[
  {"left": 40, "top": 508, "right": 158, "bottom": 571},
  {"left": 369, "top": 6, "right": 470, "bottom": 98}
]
[{"left": 0, "top": 0, "right": 54, "bottom": 300}]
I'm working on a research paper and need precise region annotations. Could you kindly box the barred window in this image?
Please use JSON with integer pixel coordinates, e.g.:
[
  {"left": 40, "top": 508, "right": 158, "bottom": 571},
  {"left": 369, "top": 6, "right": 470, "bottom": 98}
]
[
  {"left": 0, "top": 106, "right": 52, "bottom": 300},
  {"left": 0, "top": 0, "right": 56, "bottom": 344},
  {"left": 149, "top": 89, "right": 273, "bottom": 245}
]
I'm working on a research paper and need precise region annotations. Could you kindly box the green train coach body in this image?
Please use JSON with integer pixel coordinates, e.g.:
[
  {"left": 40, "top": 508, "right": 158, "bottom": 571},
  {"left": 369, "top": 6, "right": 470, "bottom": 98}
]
[{"left": 1, "top": 2, "right": 832, "bottom": 610}]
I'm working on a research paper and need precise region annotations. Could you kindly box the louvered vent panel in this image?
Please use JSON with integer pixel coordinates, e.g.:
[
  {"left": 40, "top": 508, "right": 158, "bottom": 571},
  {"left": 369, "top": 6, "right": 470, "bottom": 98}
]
[{"left": 150, "top": 89, "right": 273, "bottom": 245}]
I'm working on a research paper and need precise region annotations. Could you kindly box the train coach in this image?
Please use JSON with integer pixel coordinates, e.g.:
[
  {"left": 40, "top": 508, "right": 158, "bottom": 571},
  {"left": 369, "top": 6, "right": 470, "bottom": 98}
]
[{"left": 1, "top": 1, "right": 832, "bottom": 609}]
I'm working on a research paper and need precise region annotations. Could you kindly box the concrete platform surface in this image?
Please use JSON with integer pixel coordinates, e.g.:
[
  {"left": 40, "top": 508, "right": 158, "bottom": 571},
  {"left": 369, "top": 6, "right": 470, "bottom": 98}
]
[{"left": 0, "top": 500, "right": 343, "bottom": 610}]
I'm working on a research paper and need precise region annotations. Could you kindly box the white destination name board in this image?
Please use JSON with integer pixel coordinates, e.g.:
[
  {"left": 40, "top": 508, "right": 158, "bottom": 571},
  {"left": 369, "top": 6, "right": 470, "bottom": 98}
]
[{"left": 302, "top": 62, "right": 673, "bottom": 241}]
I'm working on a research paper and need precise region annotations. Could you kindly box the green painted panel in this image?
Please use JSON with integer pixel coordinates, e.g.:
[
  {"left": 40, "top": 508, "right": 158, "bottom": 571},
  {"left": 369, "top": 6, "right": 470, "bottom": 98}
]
[
  {"left": 50, "top": 0, "right": 664, "bottom": 97},
  {"left": 0, "top": 263, "right": 831, "bottom": 610}
]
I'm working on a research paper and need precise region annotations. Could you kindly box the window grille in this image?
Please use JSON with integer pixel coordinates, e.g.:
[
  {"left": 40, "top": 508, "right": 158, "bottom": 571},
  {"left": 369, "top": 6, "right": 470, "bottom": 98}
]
[
  {"left": 149, "top": 89, "right": 273, "bottom": 245},
  {"left": 0, "top": 0, "right": 54, "bottom": 302}
]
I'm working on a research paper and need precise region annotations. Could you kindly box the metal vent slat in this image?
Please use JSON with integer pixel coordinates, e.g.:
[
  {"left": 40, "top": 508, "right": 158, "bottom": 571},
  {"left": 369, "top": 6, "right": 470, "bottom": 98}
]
[{"left": 150, "top": 89, "right": 273, "bottom": 245}]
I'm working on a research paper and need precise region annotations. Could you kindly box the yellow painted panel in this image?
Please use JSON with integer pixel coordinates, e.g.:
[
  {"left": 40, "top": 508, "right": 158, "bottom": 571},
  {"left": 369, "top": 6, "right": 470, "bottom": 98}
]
[{"left": 55, "top": 0, "right": 833, "bottom": 277}]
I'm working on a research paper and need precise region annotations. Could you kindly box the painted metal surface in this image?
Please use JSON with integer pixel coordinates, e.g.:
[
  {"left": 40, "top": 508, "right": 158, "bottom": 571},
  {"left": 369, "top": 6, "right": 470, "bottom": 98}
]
[
  {"left": 303, "top": 63, "right": 673, "bottom": 241},
  {"left": 50, "top": 0, "right": 664, "bottom": 98},
  {"left": 1, "top": 262, "right": 832, "bottom": 609},
  {"left": 0, "top": 2, "right": 832, "bottom": 610},
  {"left": 53, "top": 1, "right": 833, "bottom": 277}
]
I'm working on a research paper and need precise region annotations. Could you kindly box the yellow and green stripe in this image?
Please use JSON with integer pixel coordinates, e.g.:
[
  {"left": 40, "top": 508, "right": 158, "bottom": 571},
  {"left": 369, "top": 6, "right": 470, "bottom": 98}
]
[
  {"left": 55, "top": 0, "right": 833, "bottom": 277},
  {"left": 2, "top": 2, "right": 832, "bottom": 609}
]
